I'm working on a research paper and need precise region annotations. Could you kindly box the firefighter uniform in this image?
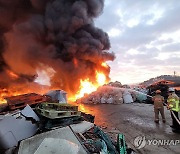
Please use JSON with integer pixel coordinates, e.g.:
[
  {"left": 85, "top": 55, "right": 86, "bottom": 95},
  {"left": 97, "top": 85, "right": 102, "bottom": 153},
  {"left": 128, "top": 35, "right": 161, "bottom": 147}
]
[
  {"left": 152, "top": 93, "right": 165, "bottom": 123},
  {"left": 167, "top": 92, "right": 180, "bottom": 129}
]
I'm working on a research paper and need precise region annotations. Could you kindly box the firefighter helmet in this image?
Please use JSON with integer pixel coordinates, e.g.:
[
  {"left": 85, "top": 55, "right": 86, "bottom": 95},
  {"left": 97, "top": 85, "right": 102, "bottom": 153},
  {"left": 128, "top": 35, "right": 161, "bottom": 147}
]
[{"left": 169, "top": 88, "right": 175, "bottom": 92}]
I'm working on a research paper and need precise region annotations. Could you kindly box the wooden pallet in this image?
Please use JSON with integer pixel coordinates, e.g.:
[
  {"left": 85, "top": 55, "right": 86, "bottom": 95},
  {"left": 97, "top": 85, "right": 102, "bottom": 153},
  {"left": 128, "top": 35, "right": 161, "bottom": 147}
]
[{"left": 6, "top": 93, "right": 52, "bottom": 110}]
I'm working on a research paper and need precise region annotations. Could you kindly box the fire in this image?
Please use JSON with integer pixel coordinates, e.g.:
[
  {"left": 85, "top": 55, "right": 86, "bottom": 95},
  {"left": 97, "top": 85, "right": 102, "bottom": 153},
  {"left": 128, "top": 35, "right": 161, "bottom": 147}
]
[
  {"left": 0, "top": 97, "right": 7, "bottom": 104},
  {"left": 0, "top": 89, "right": 8, "bottom": 104},
  {"left": 69, "top": 71, "right": 107, "bottom": 101},
  {"left": 6, "top": 70, "right": 19, "bottom": 79},
  {"left": 0, "top": 88, "right": 25, "bottom": 104},
  {"left": 101, "top": 62, "right": 108, "bottom": 68},
  {"left": 96, "top": 72, "right": 106, "bottom": 85},
  {"left": 1, "top": 67, "right": 108, "bottom": 103},
  {"left": 75, "top": 79, "right": 97, "bottom": 99}
]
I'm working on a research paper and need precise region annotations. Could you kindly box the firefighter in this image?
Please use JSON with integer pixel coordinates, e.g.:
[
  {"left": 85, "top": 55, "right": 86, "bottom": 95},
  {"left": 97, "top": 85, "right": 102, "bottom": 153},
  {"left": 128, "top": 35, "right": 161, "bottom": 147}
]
[
  {"left": 152, "top": 90, "right": 166, "bottom": 123},
  {"left": 167, "top": 88, "right": 180, "bottom": 130}
]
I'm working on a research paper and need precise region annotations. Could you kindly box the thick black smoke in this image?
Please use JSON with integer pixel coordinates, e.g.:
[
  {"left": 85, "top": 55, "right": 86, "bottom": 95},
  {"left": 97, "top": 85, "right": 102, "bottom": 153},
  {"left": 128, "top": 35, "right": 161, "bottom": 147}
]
[{"left": 0, "top": 0, "right": 115, "bottom": 96}]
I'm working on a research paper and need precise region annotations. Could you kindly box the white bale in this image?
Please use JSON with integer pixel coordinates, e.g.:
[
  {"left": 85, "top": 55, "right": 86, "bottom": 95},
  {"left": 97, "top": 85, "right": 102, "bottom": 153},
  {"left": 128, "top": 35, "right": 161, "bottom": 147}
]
[
  {"left": 101, "top": 97, "right": 106, "bottom": 104},
  {"left": 107, "top": 97, "right": 113, "bottom": 104},
  {"left": 123, "top": 90, "right": 133, "bottom": 104}
]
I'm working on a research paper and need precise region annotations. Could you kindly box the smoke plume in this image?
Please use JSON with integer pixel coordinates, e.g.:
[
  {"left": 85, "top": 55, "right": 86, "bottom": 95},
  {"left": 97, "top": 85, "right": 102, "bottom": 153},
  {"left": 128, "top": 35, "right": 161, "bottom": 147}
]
[{"left": 0, "top": 0, "right": 115, "bottom": 97}]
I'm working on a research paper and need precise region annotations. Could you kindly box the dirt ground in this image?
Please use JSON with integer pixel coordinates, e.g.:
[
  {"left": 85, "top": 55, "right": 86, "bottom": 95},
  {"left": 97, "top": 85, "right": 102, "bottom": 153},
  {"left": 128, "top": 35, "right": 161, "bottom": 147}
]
[{"left": 78, "top": 103, "right": 180, "bottom": 154}]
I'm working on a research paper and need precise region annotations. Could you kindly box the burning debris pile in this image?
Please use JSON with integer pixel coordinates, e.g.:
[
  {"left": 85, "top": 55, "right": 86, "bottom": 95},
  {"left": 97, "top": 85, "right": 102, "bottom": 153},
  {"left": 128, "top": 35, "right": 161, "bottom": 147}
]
[
  {"left": 76, "top": 81, "right": 140, "bottom": 104},
  {"left": 0, "top": 0, "right": 115, "bottom": 102},
  {"left": 0, "top": 90, "right": 134, "bottom": 154}
]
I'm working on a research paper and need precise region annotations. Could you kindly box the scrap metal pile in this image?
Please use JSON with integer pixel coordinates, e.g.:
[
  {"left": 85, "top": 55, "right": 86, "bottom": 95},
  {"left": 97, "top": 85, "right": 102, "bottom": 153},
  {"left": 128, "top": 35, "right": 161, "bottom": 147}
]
[
  {"left": 76, "top": 81, "right": 148, "bottom": 104},
  {"left": 0, "top": 90, "right": 133, "bottom": 154}
]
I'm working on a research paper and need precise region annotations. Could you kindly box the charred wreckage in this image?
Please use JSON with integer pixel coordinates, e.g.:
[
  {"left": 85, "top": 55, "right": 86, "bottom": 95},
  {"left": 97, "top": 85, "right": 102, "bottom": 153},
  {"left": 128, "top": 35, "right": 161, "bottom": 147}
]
[{"left": 0, "top": 90, "right": 133, "bottom": 154}]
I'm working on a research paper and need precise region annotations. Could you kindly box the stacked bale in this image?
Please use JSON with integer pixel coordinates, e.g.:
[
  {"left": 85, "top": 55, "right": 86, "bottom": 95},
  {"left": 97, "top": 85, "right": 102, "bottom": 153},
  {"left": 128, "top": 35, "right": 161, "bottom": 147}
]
[{"left": 76, "top": 86, "right": 126, "bottom": 104}]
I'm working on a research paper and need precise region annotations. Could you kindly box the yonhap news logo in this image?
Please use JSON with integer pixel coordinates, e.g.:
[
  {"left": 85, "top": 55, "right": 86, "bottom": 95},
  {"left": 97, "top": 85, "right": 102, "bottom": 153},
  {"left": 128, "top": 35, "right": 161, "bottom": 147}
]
[
  {"left": 134, "top": 136, "right": 146, "bottom": 149},
  {"left": 134, "top": 136, "right": 180, "bottom": 149}
]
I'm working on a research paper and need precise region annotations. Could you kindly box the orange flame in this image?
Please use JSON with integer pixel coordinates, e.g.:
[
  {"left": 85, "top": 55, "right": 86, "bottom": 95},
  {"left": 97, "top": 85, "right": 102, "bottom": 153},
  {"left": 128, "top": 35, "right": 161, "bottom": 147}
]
[
  {"left": 0, "top": 88, "right": 23, "bottom": 104},
  {"left": 96, "top": 71, "right": 106, "bottom": 85},
  {"left": 69, "top": 71, "right": 107, "bottom": 101},
  {"left": 101, "top": 62, "right": 108, "bottom": 68},
  {"left": 6, "top": 70, "right": 19, "bottom": 79},
  {"left": 0, "top": 89, "right": 7, "bottom": 104},
  {"left": 0, "top": 98, "right": 7, "bottom": 104}
]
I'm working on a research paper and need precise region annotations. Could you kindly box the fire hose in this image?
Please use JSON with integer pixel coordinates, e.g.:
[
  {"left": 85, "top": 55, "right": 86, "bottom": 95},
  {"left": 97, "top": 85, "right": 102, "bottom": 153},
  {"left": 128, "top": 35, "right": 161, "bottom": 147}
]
[
  {"left": 171, "top": 110, "right": 180, "bottom": 126},
  {"left": 132, "top": 90, "right": 180, "bottom": 126},
  {"left": 113, "top": 87, "right": 180, "bottom": 127},
  {"left": 147, "top": 95, "right": 180, "bottom": 126},
  {"left": 164, "top": 103, "right": 180, "bottom": 126}
]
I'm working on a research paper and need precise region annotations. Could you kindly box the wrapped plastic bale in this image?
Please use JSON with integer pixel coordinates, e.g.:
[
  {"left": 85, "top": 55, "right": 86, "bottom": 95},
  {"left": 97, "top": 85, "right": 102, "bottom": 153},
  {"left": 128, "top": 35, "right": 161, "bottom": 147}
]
[
  {"left": 111, "top": 89, "right": 123, "bottom": 104},
  {"left": 76, "top": 85, "right": 125, "bottom": 104},
  {"left": 114, "top": 95, "right": 124, "bottom": 104},
  {"left": 136, "top": 93, "right": 147, "bottom": 103},
  {"left": 130, "top": 91, "right": 137, "bottom": 102},
  {"left": 100, "top": 96, "right": 106, "bottom": 104},
  {"left": 106, "top": 95, "right": 113, "bottom": 104},
  {"left": 135, "top": 89, "right": 147, "bottom": 103},
  {"left": 92, "top": 95, "right": 100, "bottom": 104},
  {"left": 123, "top": 90, "right": 133, "bottom": 104}
]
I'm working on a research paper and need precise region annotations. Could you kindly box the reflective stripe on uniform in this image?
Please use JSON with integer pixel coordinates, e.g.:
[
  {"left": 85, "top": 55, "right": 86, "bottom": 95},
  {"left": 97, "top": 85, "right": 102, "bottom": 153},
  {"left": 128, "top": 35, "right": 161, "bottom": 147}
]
[{"left": 167, "top": 98, "right": 179, "bottom": 112}]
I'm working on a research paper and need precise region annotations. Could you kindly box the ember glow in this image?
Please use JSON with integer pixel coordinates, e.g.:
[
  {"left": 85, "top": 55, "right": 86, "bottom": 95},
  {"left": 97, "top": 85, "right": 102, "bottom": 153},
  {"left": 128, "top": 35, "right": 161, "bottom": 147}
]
[{"left": 70, "top": 71, "right": 108, "bottom": 101}]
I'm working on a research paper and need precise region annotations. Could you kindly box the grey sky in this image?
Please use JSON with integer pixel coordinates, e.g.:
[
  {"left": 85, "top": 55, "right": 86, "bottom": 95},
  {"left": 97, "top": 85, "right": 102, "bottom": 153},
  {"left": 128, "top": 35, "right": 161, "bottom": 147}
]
[{"left": 95, "top": 0, "right": 180, "bottom": 84}]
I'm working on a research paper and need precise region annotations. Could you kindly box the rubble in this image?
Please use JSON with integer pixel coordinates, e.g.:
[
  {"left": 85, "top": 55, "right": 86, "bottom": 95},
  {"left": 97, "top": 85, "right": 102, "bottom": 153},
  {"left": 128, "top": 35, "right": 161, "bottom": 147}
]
[
  {"left": 0, "top": 90, "right": 133, "bottom": 154},
  {"left": 35, "top": 103, "right": 81, "bottom": 119},
  {"left": 18, "top": 126, "right": 87, "bottom": 154},
  {"left": 146, "top": 82, "right": 169, "bottom": 104},
  {"left": 70, "top": 121, "right": 94, "bottom": 134},
  {"left": 0, "top": 105, "right": 39, "bottom": 150},
  {"left": 35, "top": 102, "right": 83, "bottom": 130},
  {"left": 5, "top": 93, "right": 52, "bottom": 110},
  {"left": 34, "top": 138, "right": 80, "bottom": 154},
  {"left": 0, "top": 104, "right": 8, "bottom": 113},
  {"left": 45, "top": 90, "right": 67, "bottom": 104},
  {"left": 81, "top": 112, "right": 95, "bottom": 123},
  {"left": 133, "top": 87, "right": 148, "bottom": 103},
  {"left": 79, "top": 126, "right": 130, "bottom": 154}
]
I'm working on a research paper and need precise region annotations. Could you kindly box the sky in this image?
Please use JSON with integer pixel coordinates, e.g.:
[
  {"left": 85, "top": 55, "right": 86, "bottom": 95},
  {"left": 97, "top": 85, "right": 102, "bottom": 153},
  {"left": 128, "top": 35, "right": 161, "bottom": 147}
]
[{"left": 95, "top": 0, "right": 180, "bottom": 84}]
